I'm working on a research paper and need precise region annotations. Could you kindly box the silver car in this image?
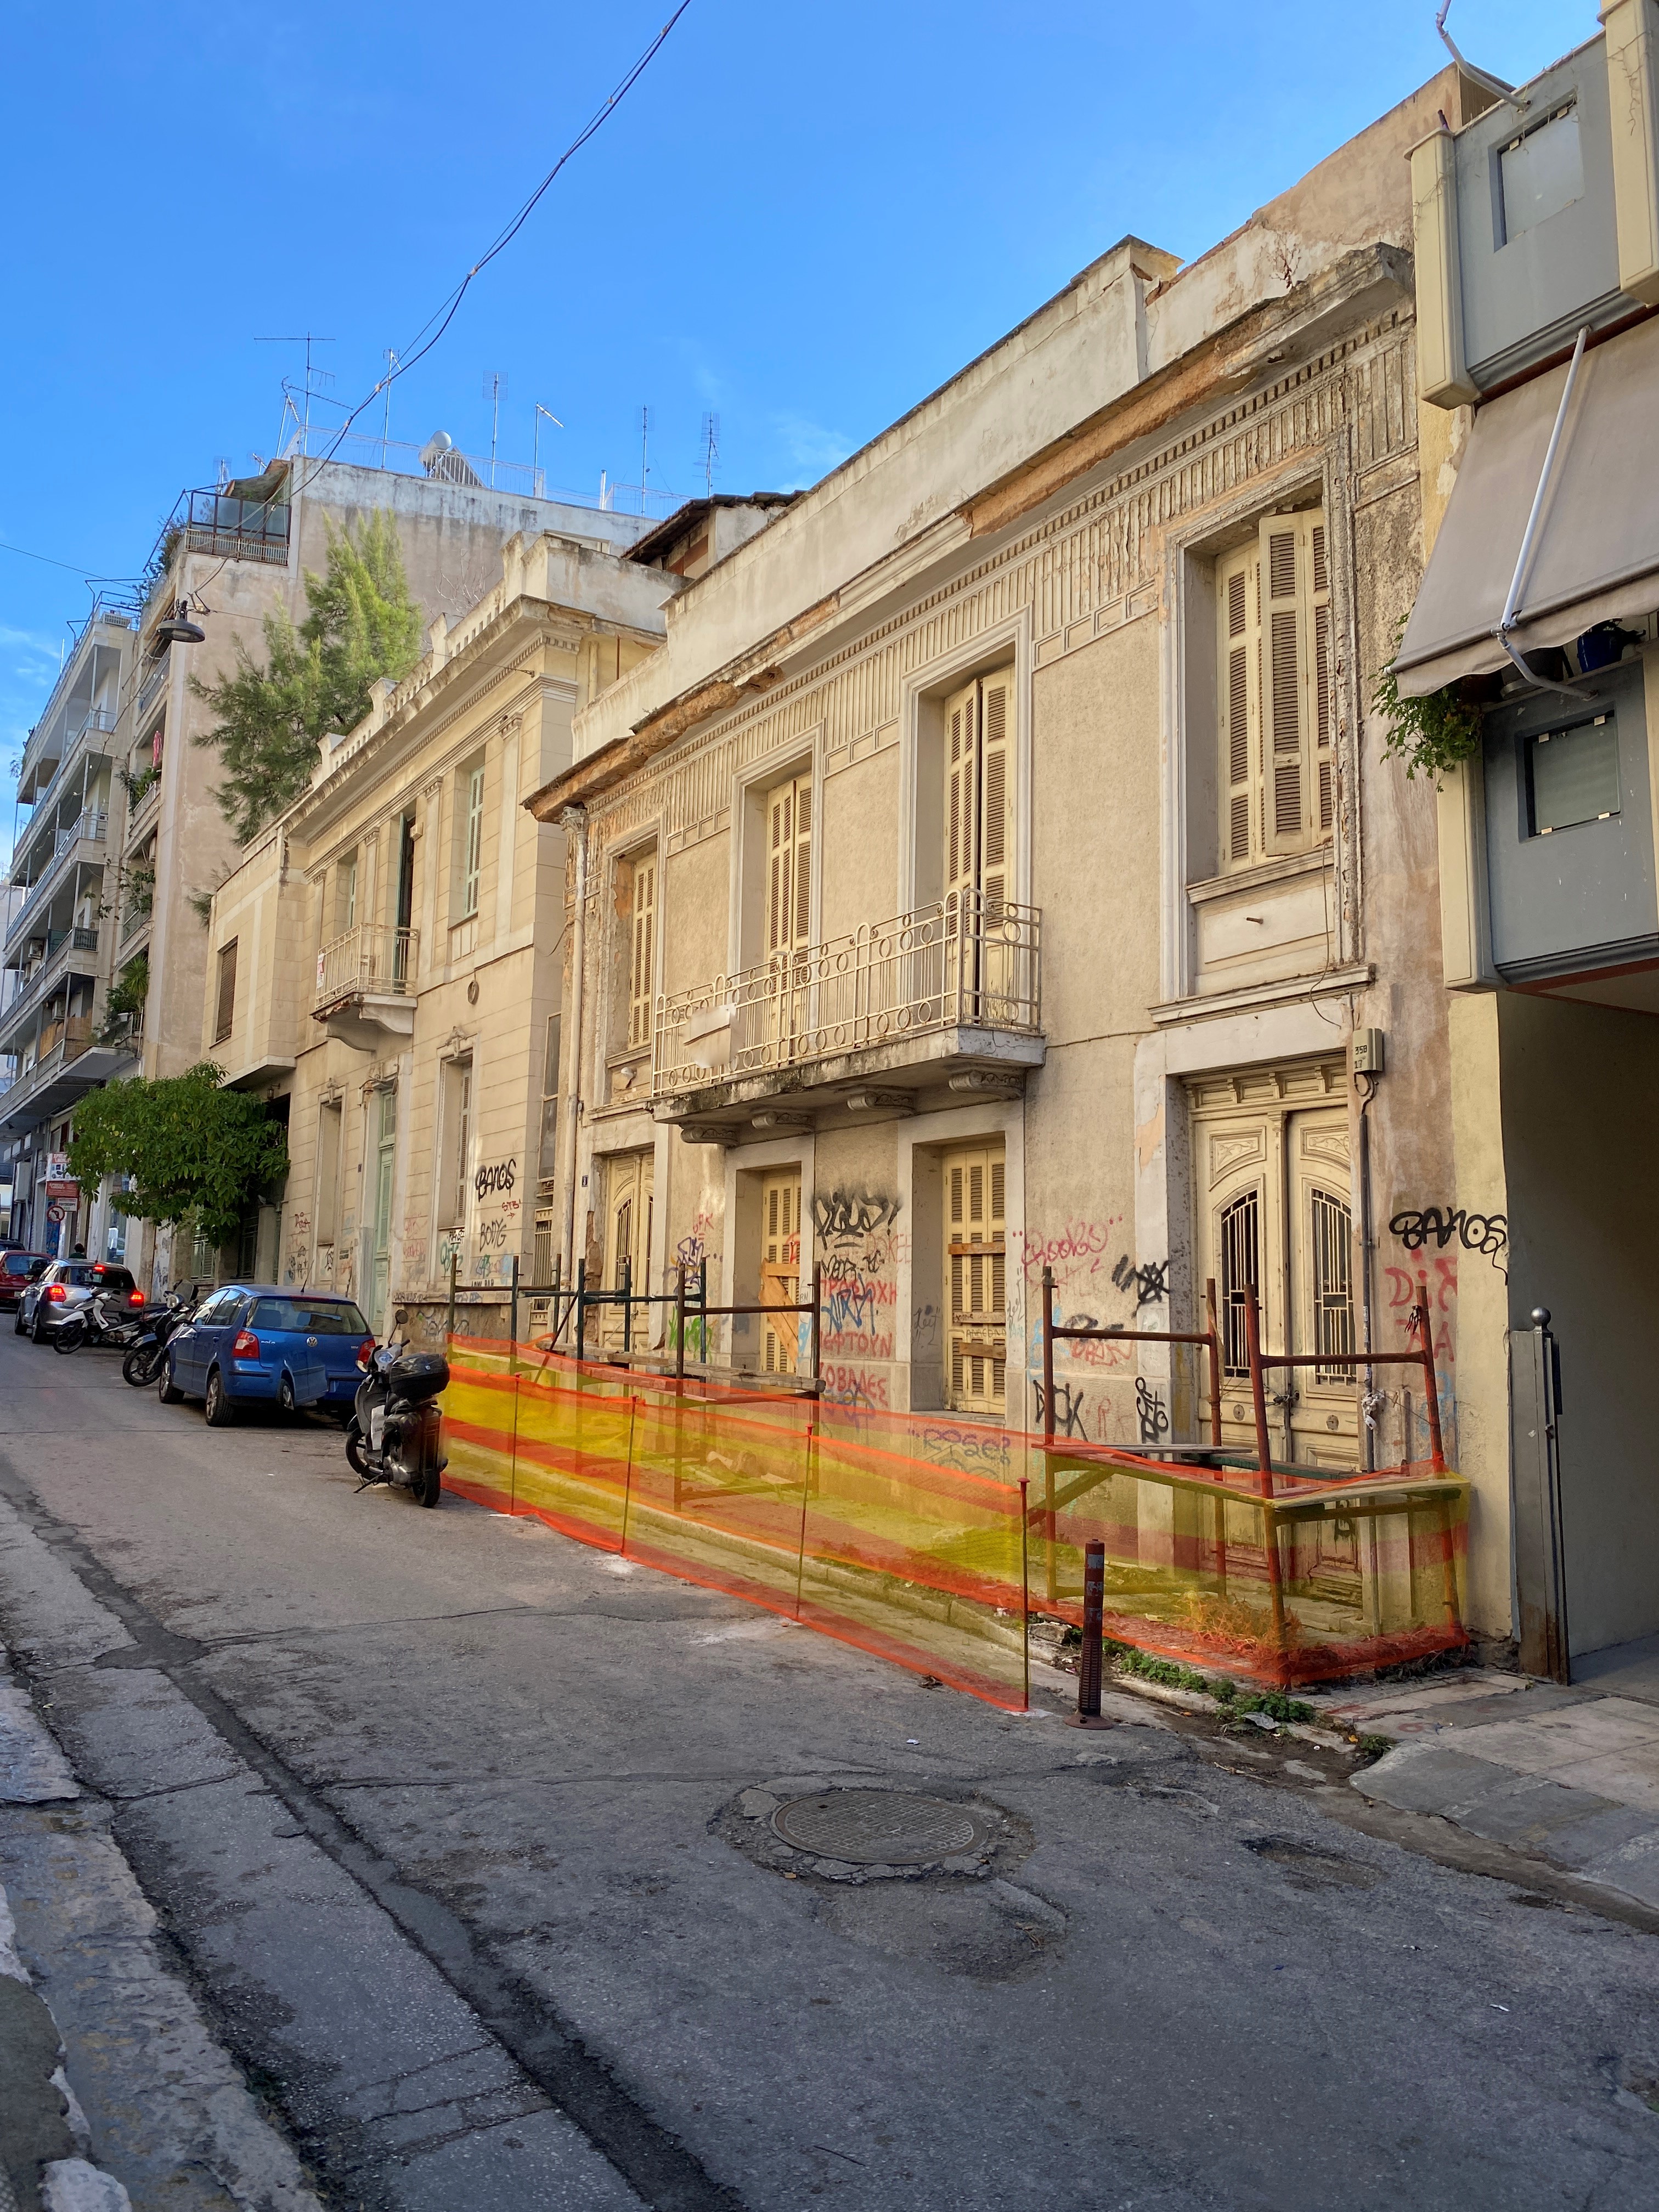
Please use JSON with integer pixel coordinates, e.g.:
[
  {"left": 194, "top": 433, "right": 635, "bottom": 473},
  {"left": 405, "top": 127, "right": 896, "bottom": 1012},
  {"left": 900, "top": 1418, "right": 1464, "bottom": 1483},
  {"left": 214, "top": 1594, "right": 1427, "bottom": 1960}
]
[{"left": 16, "top": 1259, "right": 140, "bottom": 1342}]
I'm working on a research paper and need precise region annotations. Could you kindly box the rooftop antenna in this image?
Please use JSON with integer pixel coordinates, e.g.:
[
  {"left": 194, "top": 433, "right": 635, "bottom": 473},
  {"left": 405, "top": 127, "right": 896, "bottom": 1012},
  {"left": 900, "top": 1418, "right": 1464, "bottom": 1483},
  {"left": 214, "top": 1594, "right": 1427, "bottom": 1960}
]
[
  {"left": 484, "top": 370, "right": 509, "bottom": 486},
  {"left": 381, "top": 348, "right": 399, "bottom": 469},
  {"left": 215, "top": 456, "right": 231, "bottom": 489},
  {"left": 700, "top": 412, "right": 720, "bottom": 498},
  {"left": 641, "top": 405, "right": 650, "bottom": 512},
  {"left": 533, "top": 402, "right": 563, "bottom": 496},
  {"left": 255, "top": 336, "right": 336, "bottom": 452}
]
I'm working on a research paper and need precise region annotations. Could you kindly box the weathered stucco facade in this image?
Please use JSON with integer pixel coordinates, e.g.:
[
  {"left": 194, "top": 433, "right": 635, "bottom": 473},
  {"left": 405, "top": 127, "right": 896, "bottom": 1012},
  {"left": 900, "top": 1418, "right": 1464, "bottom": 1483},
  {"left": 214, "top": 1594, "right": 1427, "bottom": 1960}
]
[{"left": 531, "top": 68, "right": 1515, "bottom": 1638}]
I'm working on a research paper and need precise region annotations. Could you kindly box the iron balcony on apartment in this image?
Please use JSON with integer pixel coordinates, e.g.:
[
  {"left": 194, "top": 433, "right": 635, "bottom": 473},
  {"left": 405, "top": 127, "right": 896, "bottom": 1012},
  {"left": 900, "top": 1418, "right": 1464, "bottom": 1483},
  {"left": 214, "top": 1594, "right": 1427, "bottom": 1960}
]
[
  {"left": 313, "top": 924, "right": 418, "bottom": 1050},
  {"left": 4, "top": 809, "right": 109, "bottom": 958},
  {"left": 0, "top": 1012, "right": 136, "bottom": 1137},
  {"left": 651, "top": 891, "right": 1044, "bottom": 1139}
]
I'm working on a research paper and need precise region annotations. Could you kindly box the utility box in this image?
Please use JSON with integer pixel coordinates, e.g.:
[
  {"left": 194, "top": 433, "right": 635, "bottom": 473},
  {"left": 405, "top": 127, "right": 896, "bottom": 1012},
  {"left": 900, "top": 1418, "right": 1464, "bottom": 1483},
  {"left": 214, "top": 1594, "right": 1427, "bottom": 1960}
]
[{"left": 1351, "top": 1028, "right": 1386, "bottom": 1076}]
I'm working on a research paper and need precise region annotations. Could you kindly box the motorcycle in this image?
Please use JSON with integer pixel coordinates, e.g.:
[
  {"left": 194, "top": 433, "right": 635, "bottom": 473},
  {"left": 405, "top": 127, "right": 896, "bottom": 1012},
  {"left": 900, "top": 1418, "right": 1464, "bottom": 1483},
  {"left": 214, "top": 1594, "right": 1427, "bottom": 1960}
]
[
  {"left": 120, "top": 1291, "right": 202, "bottom": 1387},
  {"left": 53, "top": 1286, "right": 151, "bottom": 1356},
  {"left": 344, "top": 1343, "right": 448, "bottom": 1508}
]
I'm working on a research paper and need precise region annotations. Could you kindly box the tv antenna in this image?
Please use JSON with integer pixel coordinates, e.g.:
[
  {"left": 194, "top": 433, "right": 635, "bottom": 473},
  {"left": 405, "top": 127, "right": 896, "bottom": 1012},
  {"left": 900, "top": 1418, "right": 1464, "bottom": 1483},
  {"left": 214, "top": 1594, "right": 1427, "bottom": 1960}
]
[
  {"left": 533, "top": 402, "right": 563, "bottom": 493},
  {"left": 640, "top": 405, "right": 650, "bottom": 509},
  {"left": 700, "top": 412, "right": 720, "bottom": 498},
  {"left": 255, "top": 335, "right": 336, "bottom": 449},
  {"left": 484, "top": 370, "right": 509, "bottom": 486}
]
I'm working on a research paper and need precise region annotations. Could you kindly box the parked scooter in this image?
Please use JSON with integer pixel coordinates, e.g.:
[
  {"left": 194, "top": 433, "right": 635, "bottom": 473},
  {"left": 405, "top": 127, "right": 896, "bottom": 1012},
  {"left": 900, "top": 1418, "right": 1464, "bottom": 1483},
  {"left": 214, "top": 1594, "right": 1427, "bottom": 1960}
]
[
  {"left": 120, "top": 1289, "right": 203, "bottom": 1387},
  {"left": 52, "top": 1285, "right": 150, "bottom": 1355},
  {"left": 344, "top": 1336, "right": 448, "bottom": 1508}
]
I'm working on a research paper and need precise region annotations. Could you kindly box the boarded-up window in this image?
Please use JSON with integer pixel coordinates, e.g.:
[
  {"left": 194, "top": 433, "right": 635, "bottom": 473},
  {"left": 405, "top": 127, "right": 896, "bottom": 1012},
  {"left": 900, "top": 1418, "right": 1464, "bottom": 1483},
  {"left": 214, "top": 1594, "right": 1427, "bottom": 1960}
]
[{"left": 628, "top": 854, "right": 657, "bottom": 1051}]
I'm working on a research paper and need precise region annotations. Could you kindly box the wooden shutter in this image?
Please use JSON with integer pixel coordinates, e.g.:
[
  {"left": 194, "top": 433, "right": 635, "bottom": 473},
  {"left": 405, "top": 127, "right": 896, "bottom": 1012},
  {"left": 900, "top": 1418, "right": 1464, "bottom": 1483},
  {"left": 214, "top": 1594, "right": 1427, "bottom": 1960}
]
[
  {"left": 628, "top": 854, "right": 657, "bottom": 1049},
  {"left": 944, "top": 679, "right": 978, "bottom": 902},
  {"left": 765, "top": 774, "right": 811, "bottom": 958},
  {"left": 1255, "top": 510, "right": 1328, "bottom": 856},
  {"left": 1310, "top": 517, "right": 1334, "bottom": 836},
  {"left": 1217, "top": 548, "right": 1259, "bottom": 867},
  {"left": 978, "top": 670, "right": 1013, "bottom": 924},
  {"left": 759, "top": 1168, "right": 801, "bottom": 1374},
  {"left": 1259, "top": 517, "right": 1306, "bottom": 854},
  {"left": 945, "top": 1143, "right": 1006, "bottom": 1414}
]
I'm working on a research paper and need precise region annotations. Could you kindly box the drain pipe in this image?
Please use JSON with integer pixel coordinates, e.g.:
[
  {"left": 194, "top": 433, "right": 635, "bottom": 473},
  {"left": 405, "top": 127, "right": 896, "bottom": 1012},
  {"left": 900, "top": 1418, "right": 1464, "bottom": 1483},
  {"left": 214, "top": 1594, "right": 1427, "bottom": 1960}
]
[
  {"left": 558, "top": 805, "right": 589, "bottom": 1283},
  {"left": 1495, "top": 324, "right": 1592, "bottom": 702}
]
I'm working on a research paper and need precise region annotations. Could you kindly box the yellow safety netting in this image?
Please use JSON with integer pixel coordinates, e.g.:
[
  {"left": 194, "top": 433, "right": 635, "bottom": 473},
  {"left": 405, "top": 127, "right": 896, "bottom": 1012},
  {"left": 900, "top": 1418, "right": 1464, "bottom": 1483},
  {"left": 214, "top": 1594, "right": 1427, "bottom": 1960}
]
[{"left": 440, "top": 1338, "right": 1468, "bottom": 1706}]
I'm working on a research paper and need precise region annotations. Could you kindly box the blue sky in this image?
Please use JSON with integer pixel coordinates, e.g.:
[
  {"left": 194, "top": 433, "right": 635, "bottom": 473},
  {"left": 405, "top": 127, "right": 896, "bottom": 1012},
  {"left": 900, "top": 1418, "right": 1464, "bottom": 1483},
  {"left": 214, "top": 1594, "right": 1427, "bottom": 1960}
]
[{"left": 1, "top": 0, "right": 1585, "bottom": 859}]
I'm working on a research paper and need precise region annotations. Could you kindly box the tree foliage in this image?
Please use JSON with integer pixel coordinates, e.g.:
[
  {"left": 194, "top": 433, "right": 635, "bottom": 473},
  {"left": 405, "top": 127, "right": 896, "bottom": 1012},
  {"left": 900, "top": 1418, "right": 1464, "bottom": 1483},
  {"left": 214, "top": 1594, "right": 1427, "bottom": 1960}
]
[
  {"left": 1373, "top": 613, "right": 1483, "bottom": 785},
  {"left": 68, "top": 1063, "right": 289, "bottom": 1246},
  {"left": 190, "top": 513, "right": 423, "bottom": 842}
]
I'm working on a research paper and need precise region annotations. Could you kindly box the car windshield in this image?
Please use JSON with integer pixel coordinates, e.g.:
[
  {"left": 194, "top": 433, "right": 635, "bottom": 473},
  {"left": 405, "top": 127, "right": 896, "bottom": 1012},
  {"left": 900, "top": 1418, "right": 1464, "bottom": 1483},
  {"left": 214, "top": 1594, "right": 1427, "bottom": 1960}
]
[{"left": 249, "top": 1299, "right": 370, "bottom": 1336}]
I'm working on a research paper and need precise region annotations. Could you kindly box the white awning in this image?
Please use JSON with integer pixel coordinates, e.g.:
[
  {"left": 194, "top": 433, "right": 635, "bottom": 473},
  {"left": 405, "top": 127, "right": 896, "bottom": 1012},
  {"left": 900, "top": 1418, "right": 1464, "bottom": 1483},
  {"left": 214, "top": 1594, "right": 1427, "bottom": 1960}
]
[{"left": 1393, "top": 314, "right": 1659, "bottom": 698}]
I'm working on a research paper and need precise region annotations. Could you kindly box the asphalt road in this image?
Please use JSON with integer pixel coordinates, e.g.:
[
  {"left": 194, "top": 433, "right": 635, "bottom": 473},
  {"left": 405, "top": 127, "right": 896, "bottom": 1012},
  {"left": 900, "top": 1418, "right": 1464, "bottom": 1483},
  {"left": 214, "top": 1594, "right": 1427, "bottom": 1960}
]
[{"left": 0, "top": 1323, "right": 1656, "bottom": 2212}]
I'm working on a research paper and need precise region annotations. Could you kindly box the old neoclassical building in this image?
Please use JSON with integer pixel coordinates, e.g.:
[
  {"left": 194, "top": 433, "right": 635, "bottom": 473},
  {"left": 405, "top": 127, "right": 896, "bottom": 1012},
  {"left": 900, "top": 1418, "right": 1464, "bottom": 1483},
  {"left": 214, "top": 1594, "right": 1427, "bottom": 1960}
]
[{"left": 529, "top": 67, "right": 1515, "bottom": 1637}]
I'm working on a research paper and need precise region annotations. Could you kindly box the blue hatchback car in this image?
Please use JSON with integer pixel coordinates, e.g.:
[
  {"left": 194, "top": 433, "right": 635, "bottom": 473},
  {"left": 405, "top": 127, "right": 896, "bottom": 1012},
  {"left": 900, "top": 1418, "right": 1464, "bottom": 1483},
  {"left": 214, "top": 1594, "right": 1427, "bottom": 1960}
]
[{"left": 160, "top": 1283, "right": 375, "bottom": 1426}]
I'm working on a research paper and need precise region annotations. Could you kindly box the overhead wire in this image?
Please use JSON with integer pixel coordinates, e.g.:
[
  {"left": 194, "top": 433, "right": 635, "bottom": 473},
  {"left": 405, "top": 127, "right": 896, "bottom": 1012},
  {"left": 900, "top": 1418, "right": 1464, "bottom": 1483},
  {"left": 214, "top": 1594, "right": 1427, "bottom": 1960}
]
[
  {"left": 185, "top": 0, "right": 696, "bottom": 616},
  {"left": 12, "top": 3, "right": 695, "bottom": 797}
]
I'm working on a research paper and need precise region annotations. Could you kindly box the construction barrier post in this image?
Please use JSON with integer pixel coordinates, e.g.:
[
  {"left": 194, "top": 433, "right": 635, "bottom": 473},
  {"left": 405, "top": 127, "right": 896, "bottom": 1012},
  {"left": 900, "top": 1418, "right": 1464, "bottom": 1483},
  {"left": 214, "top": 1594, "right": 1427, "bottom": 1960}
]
[
  {"left": 1077, "top": 1539, "right": 1105, "bottom": 1719},
  {"left": 509, "top": 1253, "right": 519, "bottom": 1376}
]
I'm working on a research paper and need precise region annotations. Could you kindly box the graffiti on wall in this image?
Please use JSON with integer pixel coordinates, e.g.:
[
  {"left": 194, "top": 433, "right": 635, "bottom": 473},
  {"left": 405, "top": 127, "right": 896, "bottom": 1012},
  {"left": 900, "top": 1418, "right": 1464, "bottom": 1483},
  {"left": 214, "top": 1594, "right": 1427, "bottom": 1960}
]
[
  {"left": 1111, "top": 1253, "right": 1169, "bottom": 1308},
  {"left": 1135, "top": 1377, "right": 1170, "bottom": 1446},
  {"left": 815, "top": 1187, "right": 904, "bottom": 1364},
  {"left": 1389, "top": 1204, "right": 1508, "bottom": 1278}
]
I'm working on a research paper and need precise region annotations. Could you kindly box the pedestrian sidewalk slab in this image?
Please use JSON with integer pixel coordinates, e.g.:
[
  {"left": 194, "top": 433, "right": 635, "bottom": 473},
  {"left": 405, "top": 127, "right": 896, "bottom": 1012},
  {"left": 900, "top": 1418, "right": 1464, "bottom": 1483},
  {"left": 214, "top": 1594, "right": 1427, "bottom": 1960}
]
[{"left": 1330, "top": 1670, "right": 1659, "bottom": 1914}]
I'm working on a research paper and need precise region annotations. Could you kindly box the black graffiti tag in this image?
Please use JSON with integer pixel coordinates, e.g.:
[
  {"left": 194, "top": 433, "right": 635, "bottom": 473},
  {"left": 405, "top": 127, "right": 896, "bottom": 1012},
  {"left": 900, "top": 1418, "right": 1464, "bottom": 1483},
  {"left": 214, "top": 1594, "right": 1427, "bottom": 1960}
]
[
  {"left": 1390, "top": 1205, "right": 1508, "bottom": 1277},
  {"left": 1111, "top": 1254, "right": 1170, "bottom": 1308},
  {"left": 1136, "top": 1377, "right": 1170, "bottom": 1446},
  {"left": 812, "top": 1188, "right": 901, "bottom": 1246},
  {"left": 475, "top": 1158, "right": 517, "bottom": 1200},
  {"left": 1032, "top": 1379, "right": 1087, "bottom": 1439}
]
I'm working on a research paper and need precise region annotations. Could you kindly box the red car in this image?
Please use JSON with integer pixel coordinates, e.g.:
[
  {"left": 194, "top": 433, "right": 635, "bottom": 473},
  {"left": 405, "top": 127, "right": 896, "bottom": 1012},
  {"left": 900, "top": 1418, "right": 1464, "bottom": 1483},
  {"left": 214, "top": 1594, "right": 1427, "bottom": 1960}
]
[{"left": 0, "top": 1251, "right": 50, "bottom": 1311}]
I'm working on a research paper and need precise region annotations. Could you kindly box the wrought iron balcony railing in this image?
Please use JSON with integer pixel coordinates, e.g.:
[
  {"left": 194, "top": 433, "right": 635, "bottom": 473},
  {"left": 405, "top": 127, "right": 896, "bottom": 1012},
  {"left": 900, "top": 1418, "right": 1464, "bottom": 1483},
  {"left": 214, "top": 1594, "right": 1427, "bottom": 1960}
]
[
  {"left": 652, "top": 891, "right": 1042, "bottom": 1099},
  {"left": 314, "top": 924, "right": 417, "bottom": 1009}
]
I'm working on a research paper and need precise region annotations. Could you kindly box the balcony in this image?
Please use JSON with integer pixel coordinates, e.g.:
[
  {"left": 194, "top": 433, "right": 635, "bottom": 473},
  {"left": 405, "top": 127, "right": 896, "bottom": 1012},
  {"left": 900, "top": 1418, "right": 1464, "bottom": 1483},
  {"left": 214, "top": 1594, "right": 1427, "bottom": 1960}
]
[
  {"left": 17, "top": 709, "right": 118, "bottom": 812},
  {"left": 0, "top": 1017, "right": 132, "bottom": 1137},
  {"left": 313, "top": 924, "right": 418, "bottom": 1049},
  {"left": 651, "top": 893, "right": 1045, "bottom": 1138},
  {"left": 5, "top": 810, "right": 108, "bottom": 954},
  {"left": 0, "top": 929, "right": 100, "bottom": 1054},
  {"left": 176, "top": 486, "right": 291, "bottom": 567}
]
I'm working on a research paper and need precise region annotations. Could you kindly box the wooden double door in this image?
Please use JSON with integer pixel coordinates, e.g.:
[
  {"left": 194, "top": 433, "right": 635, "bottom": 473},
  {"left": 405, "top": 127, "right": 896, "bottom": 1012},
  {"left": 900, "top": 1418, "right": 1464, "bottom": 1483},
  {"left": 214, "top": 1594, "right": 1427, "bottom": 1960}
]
[{"left": 1194, "top": 1081, "right": 1357, "bottom": 1472}]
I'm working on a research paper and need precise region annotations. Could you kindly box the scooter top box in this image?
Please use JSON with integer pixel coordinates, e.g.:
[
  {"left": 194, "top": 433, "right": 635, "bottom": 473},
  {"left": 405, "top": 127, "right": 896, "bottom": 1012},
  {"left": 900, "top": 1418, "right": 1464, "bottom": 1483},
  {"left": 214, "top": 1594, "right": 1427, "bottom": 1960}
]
[{"left": 384, "top": 1351, "right": 449, "bottom": 1403}]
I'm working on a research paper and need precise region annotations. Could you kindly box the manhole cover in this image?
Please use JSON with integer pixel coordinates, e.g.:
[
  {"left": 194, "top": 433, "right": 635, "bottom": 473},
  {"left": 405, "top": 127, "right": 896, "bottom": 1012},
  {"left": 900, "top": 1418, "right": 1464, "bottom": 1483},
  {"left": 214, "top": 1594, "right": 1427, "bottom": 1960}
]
[{"left": 771, "top": 1789, "right": 988, "bottom": 1865}]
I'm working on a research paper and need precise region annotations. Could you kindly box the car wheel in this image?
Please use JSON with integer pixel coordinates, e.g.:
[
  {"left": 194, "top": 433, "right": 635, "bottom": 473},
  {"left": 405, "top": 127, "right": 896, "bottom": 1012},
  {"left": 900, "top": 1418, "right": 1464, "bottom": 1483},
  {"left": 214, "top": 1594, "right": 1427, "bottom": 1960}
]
[
  {"left": 278, "top": 1373, "right": 297, "bottom": 1415},
  {"left": 157, "top": 1359, "right": 184, "bottom": 1407},
  {"left": 13, "top": 1311, "right": 24, "bottom": 1335},
  {"left": 204, "top": 1368, "right": 236, "bottom": 1427}
]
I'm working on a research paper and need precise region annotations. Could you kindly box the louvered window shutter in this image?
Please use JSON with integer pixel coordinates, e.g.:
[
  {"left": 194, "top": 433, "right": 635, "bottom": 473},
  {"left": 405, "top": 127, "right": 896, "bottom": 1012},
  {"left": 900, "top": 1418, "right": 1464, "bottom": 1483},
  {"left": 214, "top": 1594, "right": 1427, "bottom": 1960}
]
[
  {"left": 1259, "top": 518, "right": 1310, "bottom": 855},
  {"left": 793, "top": 778, "right": 811, "bottom": 945},
  {"left": 628, "top": 855, "right": 656, "bottom": 1049},
  {"left": 767, "top": 785, "right": 787, "bottom": 957},
  {"left": 944, "top": 680, "right": 977, "bottom": 902},
  {"left": 978, "top": 672, "right": 1012, "bottom": 925},
  {"left": 1310, "top": 517, "right": 1334, "bottom": 835},
  {"left": 1218, "top": 549, "right": 1259, "bottom": 867}
]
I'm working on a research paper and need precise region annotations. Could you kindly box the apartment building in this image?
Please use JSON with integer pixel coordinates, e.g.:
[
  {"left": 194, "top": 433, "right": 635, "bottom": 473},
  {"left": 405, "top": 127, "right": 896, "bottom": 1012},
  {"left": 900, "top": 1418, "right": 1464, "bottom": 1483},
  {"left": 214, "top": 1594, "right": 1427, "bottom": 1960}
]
[
  {"left": 201, "top": 527, "right": 709, "bottom": 1331},
  {"left": 1, "top": 601, "right": 140, "bottom": 1259},
  {"left": 1394, "top": 2, "right": 1659, "bottom": 1667},
  {"left": 123, "top": 442, "right": 656, "bottom": 1291},
  {"left": 528, "top": 64, "right": 1531, "bottom": 1638}
]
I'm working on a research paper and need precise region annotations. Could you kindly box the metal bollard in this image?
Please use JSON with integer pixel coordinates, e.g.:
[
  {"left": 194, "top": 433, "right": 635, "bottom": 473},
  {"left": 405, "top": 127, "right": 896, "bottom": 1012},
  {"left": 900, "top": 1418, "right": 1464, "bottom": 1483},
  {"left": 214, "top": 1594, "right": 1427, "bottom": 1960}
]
[{"left": 1077, "top": 1539, "right": 1105, "bottom": 1720}]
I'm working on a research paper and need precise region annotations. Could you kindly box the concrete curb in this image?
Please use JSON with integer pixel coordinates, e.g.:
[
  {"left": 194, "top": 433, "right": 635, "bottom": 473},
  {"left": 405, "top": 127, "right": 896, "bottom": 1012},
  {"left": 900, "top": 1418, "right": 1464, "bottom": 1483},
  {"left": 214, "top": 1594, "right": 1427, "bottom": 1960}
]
[{"left": 0, "top": 1887, "right": 131, "bottom": 2212}]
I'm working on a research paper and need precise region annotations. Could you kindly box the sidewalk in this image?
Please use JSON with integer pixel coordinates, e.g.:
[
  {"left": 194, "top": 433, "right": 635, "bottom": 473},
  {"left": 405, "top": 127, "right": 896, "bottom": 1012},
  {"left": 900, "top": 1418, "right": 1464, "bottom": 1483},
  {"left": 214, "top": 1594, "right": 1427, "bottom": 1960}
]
[
  {"left": 1324, "top": 1663, "right": 1659, "bottom": 1915},
  {"left": 0, "top": 1648, "right": 322, "bottom": 2212}
]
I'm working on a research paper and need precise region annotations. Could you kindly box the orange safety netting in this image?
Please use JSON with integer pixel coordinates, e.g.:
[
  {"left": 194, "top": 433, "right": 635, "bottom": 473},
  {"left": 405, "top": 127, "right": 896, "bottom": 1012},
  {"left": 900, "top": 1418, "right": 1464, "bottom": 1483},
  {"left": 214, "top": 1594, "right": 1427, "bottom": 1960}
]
[{"left": 439, "top": 1337, "right": 1468, "bottom": 1707}]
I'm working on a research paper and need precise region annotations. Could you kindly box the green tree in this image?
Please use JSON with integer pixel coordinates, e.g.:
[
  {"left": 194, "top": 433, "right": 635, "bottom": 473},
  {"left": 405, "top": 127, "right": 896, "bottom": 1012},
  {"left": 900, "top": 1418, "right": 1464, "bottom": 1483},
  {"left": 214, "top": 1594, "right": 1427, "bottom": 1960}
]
[
  {"left": 190, "top": 513, "right": 423, "bottom": 842},
  {"left": 68, "top": 1063, "right": 289, "bottom": 1248}
]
